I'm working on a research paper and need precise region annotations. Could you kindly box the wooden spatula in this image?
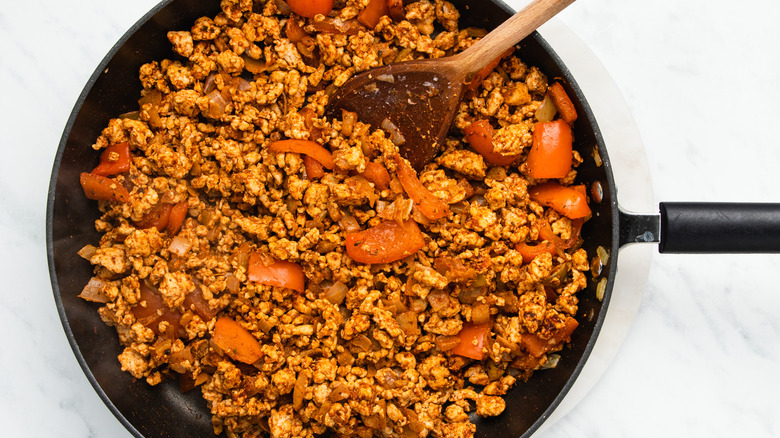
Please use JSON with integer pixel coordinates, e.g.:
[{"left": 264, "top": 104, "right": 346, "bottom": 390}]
[{"left": 327, "top": 0, "right": 576, "bottom": 170}]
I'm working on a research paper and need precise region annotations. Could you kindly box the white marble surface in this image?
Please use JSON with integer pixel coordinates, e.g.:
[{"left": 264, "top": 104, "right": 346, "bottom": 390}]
[{"left": 1, "top": 0, "right": 779, "bottom": 437}]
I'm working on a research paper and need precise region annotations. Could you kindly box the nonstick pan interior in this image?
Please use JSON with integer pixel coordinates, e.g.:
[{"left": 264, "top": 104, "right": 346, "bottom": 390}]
[{"left": 46, "top": 1, "right": 619, "bottom": 436}]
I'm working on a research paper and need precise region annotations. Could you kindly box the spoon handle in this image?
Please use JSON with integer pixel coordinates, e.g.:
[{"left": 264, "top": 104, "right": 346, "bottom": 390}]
[{"left": 456, "top": 0, "right": 576, "bottom": 74}]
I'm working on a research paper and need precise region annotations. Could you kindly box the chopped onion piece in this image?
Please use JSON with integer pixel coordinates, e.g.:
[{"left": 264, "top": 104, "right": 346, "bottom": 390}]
[
  {"left": 168, "top": 235, "right": 192, "bottom": 256},
  {"left": 79, "top": 277, "right": 110, "bottom": 303},
  {"left": 541, "top": 353, "right": 561, "bottom": 369},
  {"left": 597, "top": 246, "right": 610, "bottom": 267},
  {"left": 535, "top": 93, "right": 557, "bottom": 122},
  {"left": 381, "top": 118, "right": 406, "bottom": 145},
  {"left": 596, "top": 277, "right": 608, "bottom": 301},
  {"left": 203, "top": 72, "right": 217, "bottom": 94},
  {"left": 235, "top": 77, "right": 252, "bottom": 92},
  {"left": 337, "top": 214, "right": 361, "bottom": 233},
  {"left": 376, "top": 74, "right": 395, "bottom": 83},
  {"left": 323, "top": 281, "right": 348, "bottom": 305},
  {"left": 77, "top": 244, "right": 97, "bottom": 261}
]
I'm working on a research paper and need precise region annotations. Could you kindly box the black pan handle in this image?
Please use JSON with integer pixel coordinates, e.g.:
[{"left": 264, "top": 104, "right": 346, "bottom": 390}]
[{"left": 620, "top": 202, "right": 780, "bottom": 253}]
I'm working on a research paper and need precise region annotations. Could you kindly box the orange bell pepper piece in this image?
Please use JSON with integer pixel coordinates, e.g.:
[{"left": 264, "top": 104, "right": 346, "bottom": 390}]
[
  {"left": 269, "top": 139, "right": 335, "bottom": 170},
  {"left": 516, "top": 241, "right": 558, "bottom": 264},
  {"left": 166, "top": 201, "right": 189, "bottom": 235},
  {"left": 393, "top": 154, "right": 449, "bottom": 220},
  {"left": 285, "top": 0, "right": 334, "bottom": 18},
  {"left": 526, "top": 119, "right": 573, "bottom": 179},
  {"left": 452, "top": 321, "right": 492, "bottom": 360},
  {"left": 360, "top": 161, "right": 391, "bottom": 190},
  {"left": 302, "top": 155, "right": 325, "bottom": 180},
  {"left": 388, "top": 0, "right": 405, "bottom": 21},
  {"left": 520, "top": 317, "right": 579, "bottom": 357},
  {"left": 357, "top": 0, "right": 389, "bottom": 28},
  {"left": 135, "top": 203, "right": 173, "bottom": 231},
  {"left": 548, "top": 82, "right": 578, "bottom": 124},
  {"left": 529, "top": 182, "right": 591, "bottom": 220},
  {"left": 212, "top": 317, "right": 264, "bottom": 364},
  {"left": 247, "top": 252, "right": 306, "bottom": 292},
  {"left": 91, "top": 142, "right": 131, "bottom": 176},
  {"left": 79, "top": 172, "right": 130, "bottom": 203},
  {"left": 345, "top": 220, "right": 426, "bottom": 264},
  {"left": 463, "top": 120, "right": 518, "bottom": 166}
]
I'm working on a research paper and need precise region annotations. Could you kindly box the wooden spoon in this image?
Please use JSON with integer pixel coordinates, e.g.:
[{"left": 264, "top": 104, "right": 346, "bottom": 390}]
[{"left": 327, "top": 0, "right": 576, "bottom": 170}]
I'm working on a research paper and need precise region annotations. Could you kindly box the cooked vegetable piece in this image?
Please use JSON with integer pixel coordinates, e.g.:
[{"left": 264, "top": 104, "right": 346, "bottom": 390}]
[
  {"left": 387, "top": 0, "right": 404, "bottom": 21},
  {"left": 548, "top": 82, "right": 578, "bottom": 123},
  {"left": 393, "top": 154, "right": 449, "bottom": 220},
  {"left": 535, "top": 93, "right": 558, "bottom": 123},
  {"left": 91, "top": 142, "right": 131, "bottom": 176},
  {"left": 529, "top": 182, "right": 591, "bottom": 219},
  {"left": 136, "top": 203, "right": 173, "bottom": 231},
  {"left": 516, "top": 241, "right": 557, "bottom": 264},
  {"left": 183, "top": 284, "right": 218, "bottom": 322},
  {"left": 285, "top": 16, "right": 308, "bottom": 42},
  {"left": 463, "top": 120, "right": 518, "bottom": 166},
  {"left": 79, "top": 277, "right": 111, "bottom": 303},
  {"left": 452, "top": 322, "right": 491, "bottom": 360},
  {"left": 79, "top": 172, "right": 130, "bottom": 203},
  {"left": 526, "top": 119, "right": 573, "bottom": 179},
  {"left": 132, "top": 282, "right": 182, "bottom": 338},
  {"left": 303, "top": 155, "right": 325, "bottom": 180},
  {"left": 357, "top": 0, "right": 389, "bottom": 28},
  {"left": 166, "top": 201, "right": 189, "bottom": 235},
  {"left": 361, "top": 161, "right": 391, "bottom": 190},
  {"left": 212, "top": 317, "right": 264, "bottom": 364},
  {"left": 520, "top": 317, "right": 579, "bottom": 357},
  {"left": 310, "top": 17, "right": 365, "bottom": 35},
  {"left": 286, "top": 0, "right": 334, "bottom": 18},
  {"left": 269, "top": 139, "right": 335, "bottom": 169},
  {"left": 345, "top": 220, "right": 426, "bottom": 264},
  {"left": 247, "top": 252, "right": 306, "bottom": 292}
]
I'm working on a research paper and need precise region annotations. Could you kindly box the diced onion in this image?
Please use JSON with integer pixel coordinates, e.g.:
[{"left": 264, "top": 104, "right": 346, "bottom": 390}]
[
  {"left": 434, "top": 335, "right": 461, "bottom": 351},
  {"left": 381, "top": 118, "right": 406, "bottom": 146},
  {"left": 337, "top": 214, "right": 361, "bottom": 233},
  {"left": 206, "top": 89, "right": 229, "bottom": 118},
  {"left": 168, "top": 235, "right": 192, "bottom": 256},
  {"left": 77, "top": 244, "right": 97, "bottom": 261},
  {"left": 235, "top": 77, "right": 252, "bottom": 92},
  {"left": 203, "top": 72, "right": 217, "bottom": 94},
  {"left": 78, "top": 277, "right": 110, "bottom": 303},
  {"left": 323, "top": 281, "right": 348, "bottom": 305},
  {"left": 376, "top": 74, "right": 395, "bottom": 83},
  {"left": 225, "top": 273, "right": 240, "bottom": 294},
  {"left": 471, "top": 303, "right": 491, "bottom": 324},
  {"left": 596, "top": 277, "right": 608, "bottom": 301},
  {"left": 535, "top": 93, "right": 557, "bottom": 122},
  {"left": 597, "top": 246, "right": 610, "bottom": 267},
  {"left": 541, "top": 353, "right": 561, "bottom": 369}
]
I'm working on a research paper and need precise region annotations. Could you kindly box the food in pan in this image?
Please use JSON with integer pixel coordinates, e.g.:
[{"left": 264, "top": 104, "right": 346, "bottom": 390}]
[{"left": 76, "top": 0, "right": 591, "bottom": 436}]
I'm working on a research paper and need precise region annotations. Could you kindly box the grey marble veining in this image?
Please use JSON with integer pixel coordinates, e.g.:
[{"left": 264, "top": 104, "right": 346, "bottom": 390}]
[{"left": 1, "top": 0, "right": 778, "bottom": 437}]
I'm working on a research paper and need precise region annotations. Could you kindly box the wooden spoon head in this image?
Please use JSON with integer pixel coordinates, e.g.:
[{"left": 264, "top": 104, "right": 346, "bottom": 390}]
[{"left": 327, "top": 60, "right": 465, "bottom": 170}]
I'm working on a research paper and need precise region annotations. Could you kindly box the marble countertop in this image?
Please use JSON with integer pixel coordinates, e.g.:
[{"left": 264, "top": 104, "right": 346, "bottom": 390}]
[{"left": 2, "top": 0, "right": 779, "bottom": 436}]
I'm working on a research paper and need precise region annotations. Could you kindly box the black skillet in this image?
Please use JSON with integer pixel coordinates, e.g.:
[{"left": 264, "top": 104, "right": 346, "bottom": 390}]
[{"left": 45, "top": 0, "right": 780, "bottom": 437}]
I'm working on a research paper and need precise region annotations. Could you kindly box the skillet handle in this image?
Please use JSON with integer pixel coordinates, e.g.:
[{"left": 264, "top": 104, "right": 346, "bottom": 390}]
[{"left": 659, "top": 202, "right": 780, "bottom": 253}]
